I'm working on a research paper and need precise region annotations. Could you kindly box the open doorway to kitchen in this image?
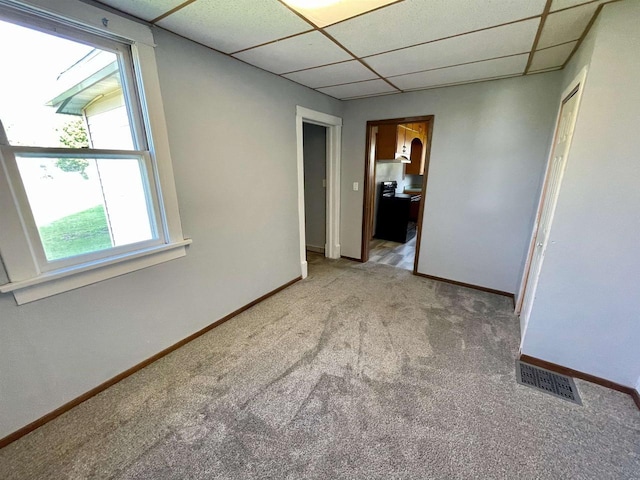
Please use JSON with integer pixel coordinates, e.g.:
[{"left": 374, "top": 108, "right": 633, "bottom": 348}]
[{"left": 361, "top": 116, "right": 434, "bottom": 273}]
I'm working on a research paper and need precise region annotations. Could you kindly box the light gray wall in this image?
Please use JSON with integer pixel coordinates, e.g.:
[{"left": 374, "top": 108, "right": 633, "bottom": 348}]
[
  {"left": 0, "top": 26, "right": 342, "bottom": 438},
  {"left": 341, "top": 73, "right": 562, "bottom": 293},
  {"left": 303, "top": 123, "right": 326, "bottom": 250},
  {"left": 521, "top": 0, "right": 640, "bottom": 387}
]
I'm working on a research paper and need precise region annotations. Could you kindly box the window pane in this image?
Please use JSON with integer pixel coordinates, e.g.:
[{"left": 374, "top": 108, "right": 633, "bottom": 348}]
[
  {"left": 15, "top": 156, "right": 155, "bottom": 262},
  {"left": 0, "top": 19, "right": 135, "bottom": 149}
]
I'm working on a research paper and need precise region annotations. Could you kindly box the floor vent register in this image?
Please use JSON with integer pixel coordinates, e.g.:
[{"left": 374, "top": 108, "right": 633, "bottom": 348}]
[{"left": 516, "top": 361, "right": 582, "bottom": 405}]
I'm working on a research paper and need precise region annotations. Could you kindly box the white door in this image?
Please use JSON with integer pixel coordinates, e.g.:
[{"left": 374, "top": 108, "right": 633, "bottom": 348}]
[{"left": 519, "top": 77, "right": 585, "bottom": 326}]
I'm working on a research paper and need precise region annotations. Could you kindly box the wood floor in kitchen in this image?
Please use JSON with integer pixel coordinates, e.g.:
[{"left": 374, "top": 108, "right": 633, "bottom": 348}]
[{"left": 368, "top": 234, "right": 416, "bottom": 271}]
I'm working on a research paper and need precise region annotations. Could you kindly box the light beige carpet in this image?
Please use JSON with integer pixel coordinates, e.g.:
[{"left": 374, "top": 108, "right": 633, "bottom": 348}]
[{"left": 1, "top": 255, "right": 639, "bottom": 479}]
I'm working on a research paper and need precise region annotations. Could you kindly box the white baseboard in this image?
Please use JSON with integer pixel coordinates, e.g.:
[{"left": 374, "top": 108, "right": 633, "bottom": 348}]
[{"left": 306, "top": 245, "right": 325, "bottom": 254}]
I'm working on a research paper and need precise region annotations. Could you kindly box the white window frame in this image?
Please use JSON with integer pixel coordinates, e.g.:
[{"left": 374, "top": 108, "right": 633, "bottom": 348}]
[{"left": 0, "top": 0, "right": 191, "bottom": 305}]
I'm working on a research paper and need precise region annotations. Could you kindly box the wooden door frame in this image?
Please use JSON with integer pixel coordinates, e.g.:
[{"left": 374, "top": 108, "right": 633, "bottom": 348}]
[
  {"left": 515, "top": 66, "right": 588, "bottom": 320},
  {"left": 360, "top": 115, "right": 435, "bottom": 275}
]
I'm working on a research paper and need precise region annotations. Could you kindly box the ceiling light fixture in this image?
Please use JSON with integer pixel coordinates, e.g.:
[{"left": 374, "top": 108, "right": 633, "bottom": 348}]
[{"left": 284, "top": 0, "right": 342, "bottom": 9}]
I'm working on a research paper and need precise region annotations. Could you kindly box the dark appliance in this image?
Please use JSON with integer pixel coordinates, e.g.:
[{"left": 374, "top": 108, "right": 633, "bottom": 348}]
[{"left": 375, "top": 181, "right": 418, "bottom": 243}]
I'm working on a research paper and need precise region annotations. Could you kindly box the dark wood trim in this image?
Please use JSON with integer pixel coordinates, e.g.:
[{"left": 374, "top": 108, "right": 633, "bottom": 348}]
[
  {"left": 414, "top": 271, "right": 514, "bottom": 298},
  {"left": 412, "top": 118, "right": 434, "bottom": 275},
  {"left": 361, "top": 116, "right": 435, "bottom": 264},
  {"left": 519, "top": 354, "right": 640, "bottom": 410},
  {"left": 0, "top": 276, "right": 302, "bottom": 450},
  {"left": 361, "top": 122, "right": 374, "bottom": 263},
  {"left": 524, "top": 0, "right": 552, "bottom": 74},
  {"left": 340, "top": 255, "right": 364, "bottom": 263}
]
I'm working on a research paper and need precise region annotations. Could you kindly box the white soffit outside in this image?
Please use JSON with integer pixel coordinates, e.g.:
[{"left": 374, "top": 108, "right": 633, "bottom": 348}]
[
  {"left": 283, "top": 60, "right": 377, "bottom": 89},
  {"left": 317, "top": 79, "right": 396, "bottom": 99},
  {"left": 283, "top": 0, "right": 398, "bottom": 28},
  {"left": 537, "top": 2, "right": 601, "bottom": 49},
  {"left": 324, "top": 0, "right": 547, "bottom": 58},
  {"left": 95, "top": 0, "right": 182, "bottom": 21},
  {"left": 391, "top": 54, "right": 529, "bottom": 91},
  {"left": 233, "top": 31, "right": 352, "bottom": 74},
  {"left": 365, "top": 19, "right": 540, "bottom": 78},
  {"left": 156, "top": 0, "right": 311, "bottom": 54},
  {"left": 529, "top": 42, "right": 578, "bottom": 72}
]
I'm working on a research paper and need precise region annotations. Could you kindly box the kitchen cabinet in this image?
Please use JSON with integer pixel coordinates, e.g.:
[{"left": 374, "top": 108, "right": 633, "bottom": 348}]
[
  {"left": 405, "top": 123, "right": 427, "bottom": 175},
  {"left": 376, "top": 194, "right": 414, "bottom": 243},
  {"left": 374, "top": 124, "right": 398, "bottom": 161},
  {"left": 374, "top": 122, "right": 427, "bottom": 171}
]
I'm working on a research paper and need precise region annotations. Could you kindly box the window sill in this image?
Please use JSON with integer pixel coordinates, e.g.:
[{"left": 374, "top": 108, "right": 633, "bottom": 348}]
[{"left": 0, "top": 239, "right": 192, "bottom": 305}]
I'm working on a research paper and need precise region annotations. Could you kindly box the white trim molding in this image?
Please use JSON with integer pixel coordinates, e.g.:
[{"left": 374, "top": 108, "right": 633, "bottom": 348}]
[
  {"left": 0, "top": 1, "right": 189, "bottom": 304},
  {"left": 295, "top": 106, "right": 342, "bottom": 278},
  {"left": 0, "top": 0, "right": 156, "bottom": 45}
]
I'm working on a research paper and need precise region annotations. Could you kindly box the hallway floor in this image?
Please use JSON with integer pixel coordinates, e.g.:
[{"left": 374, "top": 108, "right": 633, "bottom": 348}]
[{"left": 368, "top": 233, "right": 416, "bottom": 271}]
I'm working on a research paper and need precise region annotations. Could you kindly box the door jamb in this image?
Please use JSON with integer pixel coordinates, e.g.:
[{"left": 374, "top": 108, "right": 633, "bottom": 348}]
[
  {"left": 515, "top": 66, "right": 589, "bottom": 320},
  {"left": 296, "top": 106, "right": 342, "bottom": 279},
  {"left": 361, "top": 115, "right": 435, "bottom": 276}
]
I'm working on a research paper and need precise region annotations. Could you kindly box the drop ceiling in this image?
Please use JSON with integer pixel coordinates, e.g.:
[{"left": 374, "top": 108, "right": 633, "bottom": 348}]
[{"left": 96, "top": 0, "right": 618, "bottom": 100}]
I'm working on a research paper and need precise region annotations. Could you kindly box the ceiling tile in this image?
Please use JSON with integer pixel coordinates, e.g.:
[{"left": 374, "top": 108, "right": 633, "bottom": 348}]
[
  {"left": 96, "top": 0, "right": 181, "bottom": 21},
  {"left": 365, "top": 19, "right": 539, "bottom": 78},
  {"left": 551, "top": 0, "right": 605, "bottom": 12},
  {"left": 233, "top": 31, "right": 352, "bottom": 74},
  {"left": 528, "top": 41, "right": 577, "bottom": 71},
  {"left": 156, "top": 0, "right": 311, "bottom": 54},
  {"left": 538, "top": 2, "right": 600, "bottom": 49},
  {"left": 390, "top": 54, "right": 528, "bottom": 91},
  {"left": 283, "top": 61, "right": 377, "bottom": 88},
  {"left": 325, "top": 0, "right": 547, "bottom": 58},
  {"left": 283, "top": 0, "right": 397, "bottom": 28},
  {"left": 317, "top": 79, "right": 397, "bottom": 99}
]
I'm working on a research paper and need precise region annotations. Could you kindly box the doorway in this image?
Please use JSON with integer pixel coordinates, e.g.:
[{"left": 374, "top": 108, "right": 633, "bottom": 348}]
[
  {"left": 295, "top": 106, "right": 342, "bottom": 279},
  {"left": 361, "top": 116, "right": 434, "bottom": 273},
  {"left": 302, "top": 123, "right": 327, "bottom": 257},
  {"left": 516, "top": 67, "right": 588, "bottom": 335}
]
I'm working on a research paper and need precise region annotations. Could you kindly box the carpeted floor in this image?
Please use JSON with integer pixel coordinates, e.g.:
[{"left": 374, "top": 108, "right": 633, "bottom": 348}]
[{"left": 1, "top": 255, "right": 639, "bottom": 479}]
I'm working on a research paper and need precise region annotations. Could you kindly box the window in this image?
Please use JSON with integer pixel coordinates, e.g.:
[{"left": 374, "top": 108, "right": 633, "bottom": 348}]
[{"left": 0, "top": 2, "right": 189, "bottom": 304}]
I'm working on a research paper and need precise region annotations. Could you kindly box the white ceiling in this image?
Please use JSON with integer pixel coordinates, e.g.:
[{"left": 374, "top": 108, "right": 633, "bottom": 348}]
[{"left": 96, "top": 0, "right": 619, "bottom": 100}]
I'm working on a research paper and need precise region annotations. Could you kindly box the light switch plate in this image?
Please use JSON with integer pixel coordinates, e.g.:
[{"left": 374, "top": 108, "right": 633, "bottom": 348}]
[{"left": 353, "top": 182, "right": 359, "bottom": 191}]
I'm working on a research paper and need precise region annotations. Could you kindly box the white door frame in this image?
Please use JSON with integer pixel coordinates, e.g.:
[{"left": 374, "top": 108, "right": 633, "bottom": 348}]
[
  {"left": 296, "top": 106, "right": 342, "bottom": 278},
  {"left": 516, "top": 66, "right": 588, "bottom": 335}
]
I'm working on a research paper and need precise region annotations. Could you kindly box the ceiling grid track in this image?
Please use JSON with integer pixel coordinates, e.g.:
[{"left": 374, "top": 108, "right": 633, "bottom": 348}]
[
  {"left": 524, "top": 0, "right": 553, "bottom": 74},
  {"left": 561, "top": 1, "right": 616, "bottom": 68},
  {"left": 273, "top": 0, "right": 404, "bottom": 93},
  {"left": 150, "top": 0, "right": 198, "bottom": 23},
  {"left": 93, "top": 0, "right": 619, "bottom": 100}
]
